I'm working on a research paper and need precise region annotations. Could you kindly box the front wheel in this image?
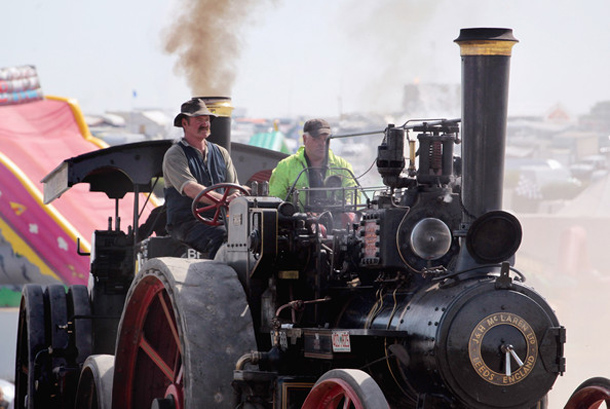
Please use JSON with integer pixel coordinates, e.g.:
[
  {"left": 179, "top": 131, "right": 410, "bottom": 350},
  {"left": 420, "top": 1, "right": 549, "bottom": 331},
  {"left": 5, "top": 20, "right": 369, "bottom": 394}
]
[
  {"left": 564, "top": 377, "right": 610, "bottom": 409},
  {"left": 74, "top": 354, "right": 114, "bottom": 409},
  {"left": 301, "top": 369, "right": 390, "bottom": 409}
]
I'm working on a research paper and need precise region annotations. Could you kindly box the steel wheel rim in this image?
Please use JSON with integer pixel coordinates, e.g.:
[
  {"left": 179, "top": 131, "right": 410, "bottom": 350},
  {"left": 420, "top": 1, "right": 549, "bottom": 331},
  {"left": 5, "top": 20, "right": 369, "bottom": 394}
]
[
  {"left": 115, "top": 275, "right": 184, "bottom": 408},
  {"left": 302, "top": 369, "right": 389, "bottom": 409},
  {"left": 114, "top": 259, "right": 258, "bottom": 408},
  {"left": 304, "top": 378, "right": 364, "bottom": 409},
  {"left": 67, "top": 285, "right": 92, "bottom": 363},
  {"left": 74, "top": 354, "right": 114, "bottom": 409},
  {"left": 15, "top": 285, "right": 45, "bottom": 409},
  {"left": 565, "top": 386, "right": 610, "bottom": 409}
]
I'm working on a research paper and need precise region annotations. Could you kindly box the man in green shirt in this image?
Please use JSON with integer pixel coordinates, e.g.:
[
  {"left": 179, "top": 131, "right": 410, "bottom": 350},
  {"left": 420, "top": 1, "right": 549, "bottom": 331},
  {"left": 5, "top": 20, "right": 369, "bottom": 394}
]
[{"left": 269, "top": 119, "right": 357, "bottom": 211}]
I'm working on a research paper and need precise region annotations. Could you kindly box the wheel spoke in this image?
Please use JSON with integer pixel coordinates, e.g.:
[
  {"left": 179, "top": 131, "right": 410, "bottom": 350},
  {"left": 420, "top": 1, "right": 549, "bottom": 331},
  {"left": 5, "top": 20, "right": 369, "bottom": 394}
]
[
  {"left": 139, "top": 335, "right": 175, "bottom": 381},
  {"left": 221, "top": 188, "right": 232, "bottom": 201},
  {"left": 157, "top": 292, "right": 181, "bottom": 354},
  {"left": 213, "top": 205, "right": 223, "bottom": 222},
  {"left": 202, "top": 190, "right": 220, "bottom": 204},
  {"left": 196, "top": 202, "right": 216, "bottom": 214}
]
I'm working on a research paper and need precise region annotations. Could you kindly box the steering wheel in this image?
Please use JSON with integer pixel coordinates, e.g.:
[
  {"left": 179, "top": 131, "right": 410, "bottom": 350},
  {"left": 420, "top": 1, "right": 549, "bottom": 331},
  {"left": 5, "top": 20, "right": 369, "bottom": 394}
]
[{"left": 191, "top": 183, "right": 249, "bottom": 226}]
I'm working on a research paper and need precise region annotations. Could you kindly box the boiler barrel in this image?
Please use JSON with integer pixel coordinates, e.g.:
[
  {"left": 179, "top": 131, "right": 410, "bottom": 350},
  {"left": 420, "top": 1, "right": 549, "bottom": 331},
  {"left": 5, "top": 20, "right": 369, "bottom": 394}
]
[{"left": 335, "top": 278, "right": 564, "bottom": 409}]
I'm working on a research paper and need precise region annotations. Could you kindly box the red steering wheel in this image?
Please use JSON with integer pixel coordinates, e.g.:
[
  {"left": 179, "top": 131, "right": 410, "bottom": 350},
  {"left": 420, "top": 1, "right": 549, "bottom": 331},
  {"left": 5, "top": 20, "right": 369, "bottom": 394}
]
[{"left": 191, "top": 183, "right": 249, "bottom": 226}]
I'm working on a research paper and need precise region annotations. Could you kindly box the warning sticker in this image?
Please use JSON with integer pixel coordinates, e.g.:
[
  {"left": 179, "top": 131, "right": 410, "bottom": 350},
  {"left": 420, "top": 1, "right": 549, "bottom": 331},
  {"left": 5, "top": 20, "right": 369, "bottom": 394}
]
[{"left": 332, "top": 331, "right": 351, "bottom": 352}]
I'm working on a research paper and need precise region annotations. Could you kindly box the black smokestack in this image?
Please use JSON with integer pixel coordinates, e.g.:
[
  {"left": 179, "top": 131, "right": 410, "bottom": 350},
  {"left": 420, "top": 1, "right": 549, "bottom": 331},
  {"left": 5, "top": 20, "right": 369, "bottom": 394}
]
[
  {"left": 454, "top": 28, "right": 518, "bottom": 271},
  {"left": 454, "top": 28, "right": 518, "bottom": 219},
  {"left": 199, "top": 96, "right": 233, "bottom": 151}
]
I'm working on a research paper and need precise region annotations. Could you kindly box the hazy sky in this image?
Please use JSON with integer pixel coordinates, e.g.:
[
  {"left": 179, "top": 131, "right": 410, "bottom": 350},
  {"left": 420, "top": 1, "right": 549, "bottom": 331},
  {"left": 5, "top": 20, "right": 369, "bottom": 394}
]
[{"left": 3, "top": 0, "right": 609, "bottom": 120}]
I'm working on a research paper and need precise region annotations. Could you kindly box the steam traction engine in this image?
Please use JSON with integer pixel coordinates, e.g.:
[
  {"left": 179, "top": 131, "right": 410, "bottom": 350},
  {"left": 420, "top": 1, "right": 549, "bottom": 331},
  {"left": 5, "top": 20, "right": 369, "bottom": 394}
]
[{"left": 14, "top": 28, "right": 577, "bottom": 409}]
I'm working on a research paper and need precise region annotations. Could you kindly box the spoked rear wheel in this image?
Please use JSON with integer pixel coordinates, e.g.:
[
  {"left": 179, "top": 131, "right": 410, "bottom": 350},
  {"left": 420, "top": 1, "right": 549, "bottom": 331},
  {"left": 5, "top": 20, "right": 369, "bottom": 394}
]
[
  {"left": 112, "top": 258, "right": 256, "bottom": 409},
  {"left": 302, "top": 369, "right": 390, "bottom": 409},
  {"left": 14, "top": 284, "right": 92, "bottom": 409},
  {"left": 565, "top": 377, "right": 610, "bottom": 409}
]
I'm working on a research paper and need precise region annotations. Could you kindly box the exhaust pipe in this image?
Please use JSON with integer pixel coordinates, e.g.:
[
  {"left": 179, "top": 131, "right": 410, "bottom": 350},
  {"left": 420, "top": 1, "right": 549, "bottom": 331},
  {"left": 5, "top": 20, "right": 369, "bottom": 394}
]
[{"left": 196, "top": 96, "right": 233, "bottom": 153}]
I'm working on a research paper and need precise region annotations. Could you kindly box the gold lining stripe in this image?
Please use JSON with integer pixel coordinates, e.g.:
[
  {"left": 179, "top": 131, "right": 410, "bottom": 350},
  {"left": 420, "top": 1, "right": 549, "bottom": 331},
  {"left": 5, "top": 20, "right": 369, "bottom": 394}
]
[
  {"left": 457, "top": 40, "right": 517, "bottom": 56},
  {"left": 206, "top": 99, "right": 234, "bottom": 117}
]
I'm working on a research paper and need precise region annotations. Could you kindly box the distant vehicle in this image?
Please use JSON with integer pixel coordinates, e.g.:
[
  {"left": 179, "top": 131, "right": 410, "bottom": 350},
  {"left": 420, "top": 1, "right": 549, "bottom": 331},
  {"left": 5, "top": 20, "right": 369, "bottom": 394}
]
[
  {"left": 523, "top": 163, "right": 579, "bottom": 190},
  {"left": 507, "top": 158, "right": 583, "bottom": 200},
  {"left": 569, "top": 154, "right": 608, "bottom": 182},
  {"left": 505, "top": 158, "right": 584, "bottom": 212}
]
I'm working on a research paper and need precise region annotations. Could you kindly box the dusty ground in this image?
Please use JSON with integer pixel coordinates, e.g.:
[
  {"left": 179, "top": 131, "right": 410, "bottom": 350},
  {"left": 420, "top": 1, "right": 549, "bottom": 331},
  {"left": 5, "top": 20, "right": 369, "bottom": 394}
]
[{"left": 518, "top": 214, "right": 610, "bottom": 407}]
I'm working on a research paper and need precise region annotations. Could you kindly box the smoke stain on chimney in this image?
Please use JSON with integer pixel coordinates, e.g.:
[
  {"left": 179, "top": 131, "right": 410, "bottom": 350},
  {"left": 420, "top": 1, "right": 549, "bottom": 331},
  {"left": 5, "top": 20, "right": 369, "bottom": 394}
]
[{"left": 163, "top": 0, "right": 276, "bottom": 97}]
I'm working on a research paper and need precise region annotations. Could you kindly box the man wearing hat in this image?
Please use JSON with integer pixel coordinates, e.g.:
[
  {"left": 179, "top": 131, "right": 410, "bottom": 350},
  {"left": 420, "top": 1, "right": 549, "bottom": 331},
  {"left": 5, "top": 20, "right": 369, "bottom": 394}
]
[
  {"left": 162, "top": 98, "right": 241, "bottom": 258},
  {"left": 269, "top": 118, "right": 357, "bottom": 210}
]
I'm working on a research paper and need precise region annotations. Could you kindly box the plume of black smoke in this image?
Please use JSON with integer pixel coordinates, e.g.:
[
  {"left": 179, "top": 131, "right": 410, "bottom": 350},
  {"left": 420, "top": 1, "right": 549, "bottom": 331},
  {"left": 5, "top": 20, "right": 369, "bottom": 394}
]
[{"left": 163, "top": 0, "right": 276, "bottom": 97}]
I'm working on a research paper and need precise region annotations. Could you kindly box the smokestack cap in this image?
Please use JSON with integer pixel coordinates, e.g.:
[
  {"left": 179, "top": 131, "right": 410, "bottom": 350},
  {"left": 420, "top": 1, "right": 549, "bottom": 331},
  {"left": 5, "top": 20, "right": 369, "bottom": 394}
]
[
  {"left": 303, "top": 118, "right": 331, "bottom": 138},
  {"left": 455, "top": 27, "right": 517, "bottom": 43},
  {"left": 174, "top": 98, "right": 218, "bottom": 127}
]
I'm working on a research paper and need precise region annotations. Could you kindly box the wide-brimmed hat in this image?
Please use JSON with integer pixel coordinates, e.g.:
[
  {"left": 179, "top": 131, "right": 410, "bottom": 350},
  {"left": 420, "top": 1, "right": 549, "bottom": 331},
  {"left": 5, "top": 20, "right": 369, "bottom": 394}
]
[
  {"left": 173, "top": 98, "right": 217, "bottom": 127},
  {"left": 303, "top": 118, "right": 331, "bottom": 137}
]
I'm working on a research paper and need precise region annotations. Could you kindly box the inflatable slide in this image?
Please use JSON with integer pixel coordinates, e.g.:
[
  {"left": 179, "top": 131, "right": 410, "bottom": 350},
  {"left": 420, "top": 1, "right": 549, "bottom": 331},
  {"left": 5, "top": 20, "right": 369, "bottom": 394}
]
[{"left": 0, "top": 65, "right": 153, "bottom": 302}]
